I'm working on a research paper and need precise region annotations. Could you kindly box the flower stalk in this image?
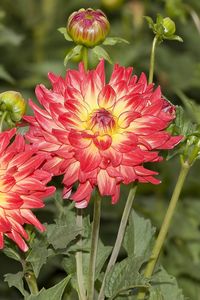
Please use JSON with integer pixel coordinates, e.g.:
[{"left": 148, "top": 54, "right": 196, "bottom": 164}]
[
  {"left": 24, "top": 263, "right": 38, "bottom": 295},
  {"left": 75, "top": 210, "right": 87, "bottom": 300},
  {"left": 82, "top": 47, "right": 88, "bottom": 71},
  {"left": 98, "top": 183, "right": 138, "bottom": 300},
  {"left": 87, "top": 192, "right": 101, "bottom": 300},
  {"left": 148, "top": 36, "right": 158, "bottom": 84},
  {"left": 137, "top": 161, "right": 190, "bottom": 300}
]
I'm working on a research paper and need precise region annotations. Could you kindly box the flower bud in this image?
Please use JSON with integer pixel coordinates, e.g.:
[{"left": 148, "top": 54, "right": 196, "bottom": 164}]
[
  {"left": 0, "top": 91, "right": 26, "bottom": 125},
  {"left": 163, "top": 17, "right": 176, "bottom": 37},
  {"left": 67, "top": 8, "right": 110, "bottom": 48}
]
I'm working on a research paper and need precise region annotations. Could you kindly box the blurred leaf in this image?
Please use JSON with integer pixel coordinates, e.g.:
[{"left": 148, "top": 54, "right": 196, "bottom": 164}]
[
  {"left": 58, "top": 27, "right": 73, "bottom": 41},
  {"left": 0, "top": 25, "right": 23, "bottom": 46},
  {"left": 123, "top": 210, "right": 156, "bottom": 258},
  {"left": 92, "top": 46, "right": 112, "bottom": 64},
  {"left": 26, "top": 275, "right": 71, "bottom": 300},
  {"left": 103, "top": 36, "right": 129, "bottom": 46},
  {"left": 64, "top": 45, "right": 83, "bottom": 66},
  {"left": 176, "top": 90, "right": 200, "bottom": 124},
  {"left": 4, "top": 272, "right": 29, "bottom": 297},
  {"left": 104, "top": 256, "right": 148, "bottom": 299}
]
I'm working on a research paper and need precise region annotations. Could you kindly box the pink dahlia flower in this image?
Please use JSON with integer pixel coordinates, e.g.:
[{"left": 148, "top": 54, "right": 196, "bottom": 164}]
[
  {"left": 25, "top": 61, "right": 182, "bottom": 208},
  {"left": 0, "top": 129, "right": 55, "bottom": 251}
]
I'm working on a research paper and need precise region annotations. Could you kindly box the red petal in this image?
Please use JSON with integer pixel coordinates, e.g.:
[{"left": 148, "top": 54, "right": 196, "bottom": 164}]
[
  {"left": 98, "top": 85, "right": 116, "bottom": 109},
  {"left": 68, "top": 130, "right": 92, "bottom": 149},
  {"left": 118, "top": 111, "right": 141, "bottom": 128},
  {"left": 75, "top": 144, "right": 101, "bottom": 172},
  {"left": 6, "top": 231, "right": 28, "bottom": 252},
  {"left": 63, "top": 161, "right": 79, "bottom": 186},
  {"left": 97, "top": 170, "right": 116, "bottom": 196},
  {"left": 21, "top": 209, "right": 45, "bottom": 232},
  {"left": 71, "top": 181, "right": 93, "bottom": 205},
  {"left": 93, "top": 134, "right": 112, "bottom": 150}
]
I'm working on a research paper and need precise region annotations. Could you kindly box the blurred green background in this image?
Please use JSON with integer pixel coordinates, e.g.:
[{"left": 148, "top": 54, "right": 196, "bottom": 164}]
[{"left": 0, "top": 0, "right": 200, "bottom": 299}]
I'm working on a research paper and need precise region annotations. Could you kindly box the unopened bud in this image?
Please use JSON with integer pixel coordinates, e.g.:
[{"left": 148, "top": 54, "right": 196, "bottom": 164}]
[
  {"left": 67, "top": 8, "right": 110, "bottom": 48},
  {"left": 0, "top": 91, "right": 26, "bottom": 125},
  {"left": 163, "top": 17, "right": 176, "bottom": 37}
]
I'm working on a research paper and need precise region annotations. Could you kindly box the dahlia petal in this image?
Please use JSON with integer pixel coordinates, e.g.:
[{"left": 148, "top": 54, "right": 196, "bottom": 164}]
[
  {"left": 48, "top": 73, "right": 66, "bottom": 95},
  {"left": 7, "top": 219, "right": 29, "bottom": 239},
  {"left": 20, "top": 209, "right": 45, "bottom": 232},
  {"left": 96, "top": 60, "right": 105, "bottom": 87},
  {"left": 112, "top": 132, "right": 137, "bottom": 153},
  {"left": 17, "top": 178, "right": 45, "bottom": 191},
  {"left": 71, "top": 181, "right": 93, "bottom": 204},
  {"left": 6, "top": 231, "right": 28, "bottom": 252},
  {"left": 65, "top": 99, "right": 89, "bottom": 121},
  {"left": 9, "top": 149, "right": 36, "bottom": 168},
  {"left": 34, "top": 110, "right": 59, "bottom": 133},
  {"left": 81, "top": 71, "right": 102, "bottom": 110},
  {"left": 157, "top": 135, "right": 183, "bottom": 149},
  {"left": 29, "top": 100, "right": 52, "bottom": 119},
  {"left": 0, "top": 192, "right": 22, "bottom": 210},
  {"left": 75, "top": 144, "right": 101, "bottom": 172},
  {"left": 68, "top": 130, "right": 92, "bottom": 149},
  {"left": 111, "top": 184, "right": 120, "bottom": 204},
  {"left": 43, "top": 156, "right": 65, "bottom": 175},
  {"left": 36, "top": 84, "right": 64, "bottom": 108},
  {"left": 134, "top": 166, "right": 158, "bottom": 176},
  {"left": 97, "top": 170, "right": 116, "bottom": 196},
  {"left": 120, "top": 166, "right": 137, "bottom": 184},
  {"left": 63, "top": 186, "right": 72, "bottom": 199},
  {"left": 118, "top": 111, "right": 141, "bottom": 128},
  {"left": 0, "top": 175, "right": 16, "bottom": 192},
  {"left": 0, "top": 210, "right": 11, "bottom": 231},
  {"left": 130, "top": 116, "right": 167, "bottom": 134},
  {"left": 20, "top": 196, "right": 44, "bottom": 209},
  {"left": 101, "top": 148, "right": 122, "bottom": 167},
  {"left": 97, "top": 85, "right": 116, "bottom": 109},
  {"left": 93, "top": 134, "right": 112, "bottom": 150},
  {"left": 0, "top": 129, "right": 16, "bottom": 155},
  {"left": 79, "top": 168, "right": 98, "bottom": 184},
  {"left": 63, "top": 161, "right": 79, "bottom": 186},
  {"left": 0, "top": 233, "right": 4, "bottom": 249}
]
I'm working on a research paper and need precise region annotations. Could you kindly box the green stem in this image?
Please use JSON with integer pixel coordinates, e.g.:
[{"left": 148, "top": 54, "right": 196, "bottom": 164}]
[
  {"left": 82, "top": 47, "right": 88, "bottom": 71},
  {"left": 87, "top": 192, "right": 101, "bottom": 300},
  {"left": 0, "top": 111, "right": 7, "bottom": 132},
  {"left": 75, "top": 210, "right": 87, "bottom": 300},
  {"left": 98, "top": 184, "right": 138, "bottom": 300},
  {"left": 24, "top": 263, "right": 38, "bottom": 295},
  {"left": 148, "top": 36, "right": 158, "bottom": 84},
  {"left": 137, "top": 162, "right": 190, "bottom": 300}
]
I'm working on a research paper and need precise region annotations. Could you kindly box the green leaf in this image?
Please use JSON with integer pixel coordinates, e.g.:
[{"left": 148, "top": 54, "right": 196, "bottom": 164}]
[
  {"left": 104, "top": 256, "right": 148, "bottom": 299},
  {"left": 64, "top": 45, "right": 83, "bottom": 66},
  {"left": 4, "top": 272, "right": 29, "bottom": 297},
  {"left": 149, "top": 288, "right": 164, "bottom": 300},
  {"left": 47, "top": 208, "right": 81, "bottom": 250},
  {"left": 92, "top": 46, "right": 112, "bottom": 64},
  {"left": 3, "top": 247, "right": 21, "bottom": 262},
  {"left": 26, "top": 238, "right": 49, "bottom": 277},
  {"left": 58, "top": 27, "right": 73, "bottom": 41},
  {"left": 123, "top": 210, "right": 156, "bottom": 258},
  {"left": 26, "top": 275, "right": 71, "bottom": 300},
  {"left": 103, "top": 37, "right": 129, "bottom": 46},
  {"left": 176, "top": 90, "right": 200, "bottom": 124},
  {"left": 166, "top": 35, "right": 183, "bottom": 42},
  {"left": 151, "top": 267, "right": 185, "bottom": 300}
]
